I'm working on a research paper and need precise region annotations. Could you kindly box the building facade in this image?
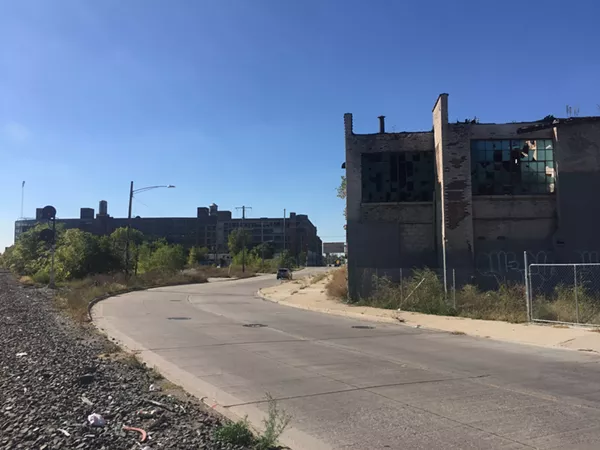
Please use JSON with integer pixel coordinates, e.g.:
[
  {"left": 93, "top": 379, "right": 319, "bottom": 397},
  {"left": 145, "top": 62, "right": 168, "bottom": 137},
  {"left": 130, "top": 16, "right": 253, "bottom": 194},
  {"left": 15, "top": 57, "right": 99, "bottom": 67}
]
[
  {"left": 345, "top": 93, "right": 600, "bottom": 299},
  {"left": 15, "top": 202, "right": 323, "bottom": 266}
]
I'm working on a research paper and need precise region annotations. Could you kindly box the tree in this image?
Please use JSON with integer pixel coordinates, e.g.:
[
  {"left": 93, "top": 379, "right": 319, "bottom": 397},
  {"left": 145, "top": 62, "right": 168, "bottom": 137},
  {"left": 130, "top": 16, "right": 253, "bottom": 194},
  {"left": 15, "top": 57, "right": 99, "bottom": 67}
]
[
  {"left": 109, "top": 227, "right": 144, "bottom": 272},
  {"left": 2, "top": 224, "right": 56, "bottom": 276},
  {"left": 187, "top": 246, "right": 209, "bottom": 266},
  {"left": 137, "top": 241, "right": 186, "bottom": 274},
  {"left": 54, "top": 229, "right": 120, "bottom": 280},
  {"left": 252, "top": 241, "right": 275, "bottom": 260},
  {"left": 337, "top": 175, "right": 347, "bottom": 219},
  {"left": 227, "top": 228, "right": 252, "bottom": 256},
  {"left": 276, "top": 250, "right": 296, "bottom": 269}
]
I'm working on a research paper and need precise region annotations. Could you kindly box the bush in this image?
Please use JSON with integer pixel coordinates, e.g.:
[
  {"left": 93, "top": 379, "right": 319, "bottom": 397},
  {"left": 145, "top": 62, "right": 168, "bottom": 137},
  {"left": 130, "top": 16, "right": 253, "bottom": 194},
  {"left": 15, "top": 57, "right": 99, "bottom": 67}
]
[
  {"left": 326, "top": 267, "right": 348, "bottom": 299},
  {"left": 214, "top": 418, "right": 255, "bottom": 447},
  {"left": 32, "top": 269, "right": 50, "bottom": 284}
]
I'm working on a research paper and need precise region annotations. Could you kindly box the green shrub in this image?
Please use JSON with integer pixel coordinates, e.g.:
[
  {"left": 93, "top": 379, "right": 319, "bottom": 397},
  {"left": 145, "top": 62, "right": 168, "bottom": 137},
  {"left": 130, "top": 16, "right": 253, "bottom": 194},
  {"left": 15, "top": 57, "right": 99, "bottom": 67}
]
[
  {"left": 214, "top": 417, "right": 255, "bottom": 446},
  {"left": 32, "top": 270, "right": 50, "bottom": 284}
]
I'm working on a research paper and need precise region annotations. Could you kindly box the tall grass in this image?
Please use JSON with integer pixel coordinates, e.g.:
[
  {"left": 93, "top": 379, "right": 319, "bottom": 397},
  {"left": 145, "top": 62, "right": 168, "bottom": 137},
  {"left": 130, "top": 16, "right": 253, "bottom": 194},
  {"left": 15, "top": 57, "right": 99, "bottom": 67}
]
[
  {"left": 326, "top": 266, "right": 348, "bottom": 299},
  {"left": 534, "top": 285, "right": 600, "bottom": 324}
]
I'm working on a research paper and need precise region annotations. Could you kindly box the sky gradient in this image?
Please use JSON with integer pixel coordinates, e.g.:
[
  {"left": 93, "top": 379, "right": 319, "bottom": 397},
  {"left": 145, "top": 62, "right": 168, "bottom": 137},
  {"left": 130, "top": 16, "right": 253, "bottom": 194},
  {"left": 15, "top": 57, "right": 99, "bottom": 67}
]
[{"left": 1, "top": 0, "right": 599, "bottom": 251}]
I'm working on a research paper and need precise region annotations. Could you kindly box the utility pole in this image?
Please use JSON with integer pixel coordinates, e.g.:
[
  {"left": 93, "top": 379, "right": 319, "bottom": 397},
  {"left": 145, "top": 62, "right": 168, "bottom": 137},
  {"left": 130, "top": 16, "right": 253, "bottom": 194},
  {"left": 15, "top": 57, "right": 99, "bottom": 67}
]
[
  {"left": 261, "top": 219, "right": 265, "bottom": 264},
  {"left": 125, "top": 181, "right": 134, "bottom": 275},
  {"left": 236, "top": 206, "right": 252, "bottom": 272}
]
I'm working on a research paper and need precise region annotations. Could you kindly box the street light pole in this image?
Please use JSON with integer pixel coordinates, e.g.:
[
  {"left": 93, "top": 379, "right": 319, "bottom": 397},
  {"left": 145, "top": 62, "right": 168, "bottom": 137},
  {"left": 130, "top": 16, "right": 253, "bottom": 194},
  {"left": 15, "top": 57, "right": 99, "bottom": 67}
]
[
  {"left": 124, "top": 181, "right": 175, "bottom": 275},
  {"left": 125, "top": 181, "right": 134, "bottom": 274}
]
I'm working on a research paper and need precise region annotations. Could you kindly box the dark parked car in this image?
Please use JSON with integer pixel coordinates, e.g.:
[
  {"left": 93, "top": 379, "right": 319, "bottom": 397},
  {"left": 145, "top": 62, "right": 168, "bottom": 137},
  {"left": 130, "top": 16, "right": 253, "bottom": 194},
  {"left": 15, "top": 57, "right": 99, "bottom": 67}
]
[{"left": 277, "top": 268, "right": 292, "bottom": 280}]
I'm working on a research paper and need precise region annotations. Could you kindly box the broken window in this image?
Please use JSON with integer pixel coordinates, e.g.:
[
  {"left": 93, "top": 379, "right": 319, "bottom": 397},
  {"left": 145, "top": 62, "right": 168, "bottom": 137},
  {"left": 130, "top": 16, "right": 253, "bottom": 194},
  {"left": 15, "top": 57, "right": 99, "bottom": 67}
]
[
  {"left": 361, "top": 151, "right": 434, "bottom": 202},
  {"left": 470, "top": 139, "right": 555, "bottom": 195}
]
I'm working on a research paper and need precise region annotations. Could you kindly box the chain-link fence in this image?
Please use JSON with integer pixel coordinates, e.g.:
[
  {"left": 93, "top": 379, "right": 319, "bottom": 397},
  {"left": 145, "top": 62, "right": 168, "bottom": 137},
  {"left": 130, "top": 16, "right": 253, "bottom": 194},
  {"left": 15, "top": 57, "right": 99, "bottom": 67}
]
[
  {"left": 528, "top": 263, "right": 600, "bottom": 325},
  {"left": 352, "top": 267, "right": 528, "bottom": 322}
]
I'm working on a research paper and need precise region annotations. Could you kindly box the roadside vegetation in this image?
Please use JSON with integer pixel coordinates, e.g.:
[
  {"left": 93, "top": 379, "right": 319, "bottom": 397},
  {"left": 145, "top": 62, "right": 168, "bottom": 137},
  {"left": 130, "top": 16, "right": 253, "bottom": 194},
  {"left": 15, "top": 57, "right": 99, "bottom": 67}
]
[
  {"left": 0, "top": 224, "right": 263, "bottom": 320},
  {"left": 0, "top": 224, "right": 307, "bottom": 321},
  {"left": 227, "top": 228, "right": 299, "bottom": 273},
  {"left": 325, "top": 267, "right": 600, "bottom": 324},
  {"left": 214, "top": 394, "right": 291, "bottom": 450}
]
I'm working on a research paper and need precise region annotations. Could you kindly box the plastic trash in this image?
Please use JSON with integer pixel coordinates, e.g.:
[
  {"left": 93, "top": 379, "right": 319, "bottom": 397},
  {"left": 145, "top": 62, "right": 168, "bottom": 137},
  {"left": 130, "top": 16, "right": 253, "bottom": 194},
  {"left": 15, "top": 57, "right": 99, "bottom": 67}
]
[
  {"left": 81, "top": 396, "right": 93, "bottom": 406},
  {"left": 16, "top": 352, "right": 27, "bottom": 357},
  {"left": 123, "top": 425, "right": 148, "bottom": 442},
  {"left": 149, "top": 383, "right": 161, "bottom": 392},
  {"left": 87, "top": 413, "right": 105, "bottom": 427},
  {"left": 57, "top": 429, "right": 70, "bottom": 437}
]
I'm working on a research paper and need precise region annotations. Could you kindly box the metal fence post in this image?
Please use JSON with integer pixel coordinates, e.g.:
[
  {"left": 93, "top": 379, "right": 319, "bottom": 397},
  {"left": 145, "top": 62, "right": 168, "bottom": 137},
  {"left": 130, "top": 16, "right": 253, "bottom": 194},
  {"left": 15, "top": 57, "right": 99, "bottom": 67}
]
[
  {"left": 452, "top": 269, "right": 456, "bottom": 309},
  {"left": 574, "top": 264, "right": 580, "bottom": 324},
  {"left": 524, "top": 251, "right": 531, "bottom": 322},
  {"left": 400, "top": 268, "right": 403, "bottom": 303}
]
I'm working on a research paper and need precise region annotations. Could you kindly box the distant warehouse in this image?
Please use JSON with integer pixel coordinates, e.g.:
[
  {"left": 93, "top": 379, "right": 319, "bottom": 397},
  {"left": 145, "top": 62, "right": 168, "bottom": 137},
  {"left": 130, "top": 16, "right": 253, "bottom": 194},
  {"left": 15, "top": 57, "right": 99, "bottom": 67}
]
[{"left": 15, "top": 201, "right": 323, "bottom": 266}]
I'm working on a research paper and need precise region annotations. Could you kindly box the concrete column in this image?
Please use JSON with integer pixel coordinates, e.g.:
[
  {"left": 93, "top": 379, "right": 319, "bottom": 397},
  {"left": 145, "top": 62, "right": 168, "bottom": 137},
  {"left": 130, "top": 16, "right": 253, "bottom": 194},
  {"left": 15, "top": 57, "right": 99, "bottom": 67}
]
[{"left": 433, "top": 94, "right": 474, "bottom": 271}]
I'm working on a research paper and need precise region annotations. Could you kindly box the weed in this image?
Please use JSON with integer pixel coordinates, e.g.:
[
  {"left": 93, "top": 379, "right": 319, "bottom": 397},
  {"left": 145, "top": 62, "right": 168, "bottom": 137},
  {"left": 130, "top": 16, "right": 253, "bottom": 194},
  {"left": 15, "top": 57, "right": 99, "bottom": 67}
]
[
  {"left": 121, "top": 353, "right": 145, "bottom": 371},
  {"left": 553, "top": 324, "right": 570, "bottom": 329},
  {"left": 311, "top": 272, "right": 328, "bottom": 284},
  {"left": 214, "top": 417, "right": 255, "bottom": 447},
  {"left": 326, "top": 267, "right": 348, "bottom": 299},
  {"left": 590, "top": 328, "right": 600, "bottom": 333},
  {"left": 255, "top": 393, "right": 292, "bottom": 450},
  {"left": 450, "top": 330, "right": 466, "bottom": 335}
]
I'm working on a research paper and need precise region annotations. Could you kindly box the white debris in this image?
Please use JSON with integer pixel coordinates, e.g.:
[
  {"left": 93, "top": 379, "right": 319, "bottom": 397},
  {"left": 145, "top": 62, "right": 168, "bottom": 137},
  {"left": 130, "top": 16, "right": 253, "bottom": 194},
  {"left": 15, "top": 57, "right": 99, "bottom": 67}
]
[{"left": 87, "top": 413, "right": 106, "bottom": 427}]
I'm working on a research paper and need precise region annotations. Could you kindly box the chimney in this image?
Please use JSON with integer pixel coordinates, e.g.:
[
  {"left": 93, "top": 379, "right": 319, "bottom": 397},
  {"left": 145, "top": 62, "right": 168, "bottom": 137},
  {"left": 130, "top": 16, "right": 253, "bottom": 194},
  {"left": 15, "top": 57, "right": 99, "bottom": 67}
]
[{"left": 378, "top": 116, "right": 386, "bottom": 133}]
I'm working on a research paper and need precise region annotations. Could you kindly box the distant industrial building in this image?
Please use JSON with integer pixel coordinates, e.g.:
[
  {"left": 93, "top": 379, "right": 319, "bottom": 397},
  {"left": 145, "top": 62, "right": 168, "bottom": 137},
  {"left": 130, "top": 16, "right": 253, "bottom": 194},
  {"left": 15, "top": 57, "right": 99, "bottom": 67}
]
[
  {"left": 15, "top": 201, "right": 323, "bottom": 266},
  {"left": 323, "top": 242, "right": 346, "bottom": 254},
  {"left": 344, "top": 93, "right": 600, "bottom": 299}
]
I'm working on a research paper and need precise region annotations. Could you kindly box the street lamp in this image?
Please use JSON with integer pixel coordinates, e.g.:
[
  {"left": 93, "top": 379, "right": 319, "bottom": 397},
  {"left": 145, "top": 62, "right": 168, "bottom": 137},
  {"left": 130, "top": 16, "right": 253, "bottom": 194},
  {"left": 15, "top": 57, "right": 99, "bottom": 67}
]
[{"left": 125, "top": 181, "right": 175, "bottom": 274}]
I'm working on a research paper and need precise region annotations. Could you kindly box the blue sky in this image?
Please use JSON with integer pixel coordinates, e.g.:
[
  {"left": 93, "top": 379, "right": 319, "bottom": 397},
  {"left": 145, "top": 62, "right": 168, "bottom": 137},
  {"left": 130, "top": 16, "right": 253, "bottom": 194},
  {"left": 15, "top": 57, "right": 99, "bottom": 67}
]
[{"left": 1, "top": 0, "right": 599, "bottom": 251}]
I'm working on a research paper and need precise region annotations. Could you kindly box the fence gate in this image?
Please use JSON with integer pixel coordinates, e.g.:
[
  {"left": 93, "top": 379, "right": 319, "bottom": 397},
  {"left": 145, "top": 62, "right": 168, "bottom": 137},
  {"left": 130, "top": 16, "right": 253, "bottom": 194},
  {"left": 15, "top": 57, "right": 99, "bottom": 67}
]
[{"left": 528, "top": 263, "right": 600, "bottom": 325}]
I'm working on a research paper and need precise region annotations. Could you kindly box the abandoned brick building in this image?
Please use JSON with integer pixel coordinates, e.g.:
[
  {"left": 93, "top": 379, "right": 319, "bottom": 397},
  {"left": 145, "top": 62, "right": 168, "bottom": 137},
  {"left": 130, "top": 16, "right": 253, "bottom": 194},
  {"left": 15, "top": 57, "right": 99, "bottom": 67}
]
[{"left": 344, "top": 93, "right": 600, "bottom": 299}]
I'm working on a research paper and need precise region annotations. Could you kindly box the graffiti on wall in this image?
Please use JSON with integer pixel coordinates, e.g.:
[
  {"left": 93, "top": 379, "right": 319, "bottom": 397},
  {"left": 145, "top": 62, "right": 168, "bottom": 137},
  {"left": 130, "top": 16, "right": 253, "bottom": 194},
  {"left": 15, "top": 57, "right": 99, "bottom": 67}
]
[
  {"left": 476, "top": 249, "right": 600, "bottom": 285},
  {"left": 476, "top": 250, "right": 553, "bottom": 283}
]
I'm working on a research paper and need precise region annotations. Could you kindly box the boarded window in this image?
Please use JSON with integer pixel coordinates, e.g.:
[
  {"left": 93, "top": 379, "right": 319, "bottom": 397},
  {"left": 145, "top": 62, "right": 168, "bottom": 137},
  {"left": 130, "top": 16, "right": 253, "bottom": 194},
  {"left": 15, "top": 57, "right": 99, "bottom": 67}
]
[
  {"left": 471, "top": 139, "right": 555, "bottom": 195},
  {"left": 361, "top": 151, "right": 434, "bottom": 202}
]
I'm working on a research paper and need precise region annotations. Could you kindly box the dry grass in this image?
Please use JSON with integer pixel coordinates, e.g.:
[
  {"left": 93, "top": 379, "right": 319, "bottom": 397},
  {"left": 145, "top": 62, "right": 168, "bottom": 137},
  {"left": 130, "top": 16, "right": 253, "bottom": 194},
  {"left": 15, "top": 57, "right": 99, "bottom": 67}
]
[
  {"left": 326, "top": 267, "right": 348, "bottom": 299},
  {"left": 310, "top": 272, "right": 329, "bottom": 285},
  {"left": 56, "top": 270, "right": 210, "bottom": 322},
  {"left": 359, "top": 269, "right": 529, "bottom": 323}
]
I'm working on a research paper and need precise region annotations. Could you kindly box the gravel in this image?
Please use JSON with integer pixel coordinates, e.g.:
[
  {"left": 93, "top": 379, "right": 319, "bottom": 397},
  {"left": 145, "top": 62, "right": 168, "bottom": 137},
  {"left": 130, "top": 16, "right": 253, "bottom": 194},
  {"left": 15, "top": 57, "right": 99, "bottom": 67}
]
[{"left": 0, "top": 270, "right": 251, "bottom": 450}]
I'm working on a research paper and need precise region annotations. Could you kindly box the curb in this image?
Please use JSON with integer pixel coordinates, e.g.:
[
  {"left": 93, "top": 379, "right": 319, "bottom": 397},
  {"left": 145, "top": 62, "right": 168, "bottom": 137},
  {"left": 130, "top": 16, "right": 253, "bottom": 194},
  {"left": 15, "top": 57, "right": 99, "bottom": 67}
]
[
  {"left": 87, "top": 287, "right": 144, "bottom": 321},
  {"left": 256, "top": 289, "right": 405, "bottom": 326}
]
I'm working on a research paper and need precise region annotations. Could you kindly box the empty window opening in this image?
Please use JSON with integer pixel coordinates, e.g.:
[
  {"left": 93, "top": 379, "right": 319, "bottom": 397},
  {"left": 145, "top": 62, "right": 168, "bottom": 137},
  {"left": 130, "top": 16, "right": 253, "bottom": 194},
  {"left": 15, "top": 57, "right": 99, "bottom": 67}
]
[{"left": 471, "top": 139, "right": 555, "bottom": 195}]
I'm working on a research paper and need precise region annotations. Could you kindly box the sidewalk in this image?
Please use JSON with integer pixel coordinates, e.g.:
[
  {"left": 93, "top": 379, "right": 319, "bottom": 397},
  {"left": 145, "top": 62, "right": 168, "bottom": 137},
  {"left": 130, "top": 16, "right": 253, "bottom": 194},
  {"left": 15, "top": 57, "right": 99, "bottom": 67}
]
[{"left": 259, "top": 272, "right": 600, "bottom": 354}]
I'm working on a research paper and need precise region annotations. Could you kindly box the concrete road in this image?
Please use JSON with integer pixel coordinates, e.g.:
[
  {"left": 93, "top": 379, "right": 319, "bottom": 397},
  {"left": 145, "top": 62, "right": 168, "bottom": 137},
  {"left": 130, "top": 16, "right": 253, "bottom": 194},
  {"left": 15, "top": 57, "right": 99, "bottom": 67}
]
[{"left": 93, "top": 270, "right": 600, "bottom": 450}]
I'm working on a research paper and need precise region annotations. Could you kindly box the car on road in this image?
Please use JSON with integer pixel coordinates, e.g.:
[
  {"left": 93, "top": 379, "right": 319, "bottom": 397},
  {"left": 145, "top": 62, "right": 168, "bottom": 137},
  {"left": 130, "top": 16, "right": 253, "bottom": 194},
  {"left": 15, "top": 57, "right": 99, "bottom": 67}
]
[{"left": 276, "top": 268, "right": 292, "bottom": 280}]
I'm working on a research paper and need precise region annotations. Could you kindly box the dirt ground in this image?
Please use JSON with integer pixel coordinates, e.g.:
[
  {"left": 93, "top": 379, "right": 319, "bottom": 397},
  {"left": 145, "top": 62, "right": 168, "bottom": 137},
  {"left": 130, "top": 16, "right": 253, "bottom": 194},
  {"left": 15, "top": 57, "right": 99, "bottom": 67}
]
[{"left": 259, "top": 272, "right": 600, "bottom": 354}]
